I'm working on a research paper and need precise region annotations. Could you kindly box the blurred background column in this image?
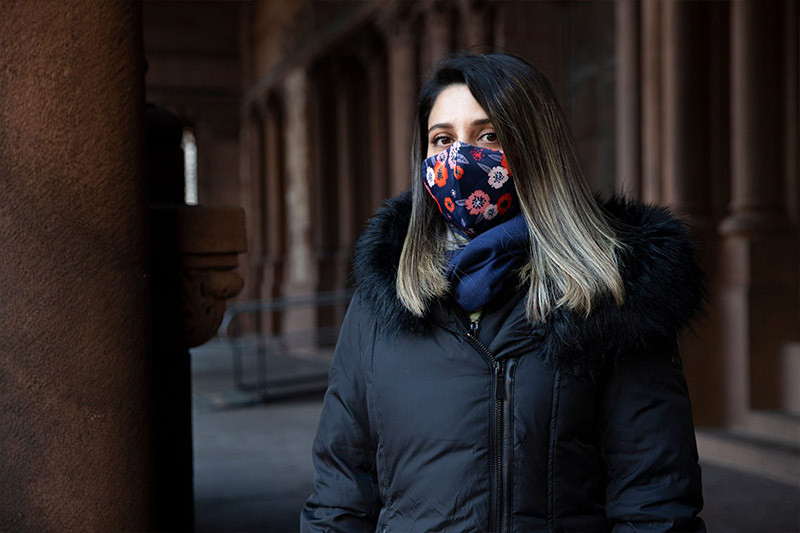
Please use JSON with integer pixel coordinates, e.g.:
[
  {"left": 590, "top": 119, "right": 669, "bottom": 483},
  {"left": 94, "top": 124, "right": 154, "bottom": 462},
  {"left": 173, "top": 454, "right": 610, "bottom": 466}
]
[
  {"left": 380, "top": 5, "right": 417, "bottom": 196},
  {"left": 640, "top": 0, "right": 664, "bottom": 205},
  {"left": 720, "top": 0, "right": 800, "bottom": 419},
  {"left": 0, "top": 1, "right": 155, "bottom": 530},
  {"left": 360, "top": 42, "right": 390, "bottom": 211},
  {"left": 242, "top": 102, "right": 267, "bottom": 316},
  {"left": 282, "top": 68, "right": 319, "bottom": 331},
  {"left": 614, "top": 0, "right": 642, "bottom": 200},
  {"left": 262, "top": 95, "right": 288, "bottom": 333},
  {"left": 659, "top": 0, "right": 726, "bottom": 426}
]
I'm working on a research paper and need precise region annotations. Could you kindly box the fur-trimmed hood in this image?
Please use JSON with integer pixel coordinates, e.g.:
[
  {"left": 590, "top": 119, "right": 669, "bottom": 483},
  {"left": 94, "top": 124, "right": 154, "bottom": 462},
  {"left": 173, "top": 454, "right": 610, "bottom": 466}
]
[{"left": 352, "top": 191, "right": 704, "bottom": 381}]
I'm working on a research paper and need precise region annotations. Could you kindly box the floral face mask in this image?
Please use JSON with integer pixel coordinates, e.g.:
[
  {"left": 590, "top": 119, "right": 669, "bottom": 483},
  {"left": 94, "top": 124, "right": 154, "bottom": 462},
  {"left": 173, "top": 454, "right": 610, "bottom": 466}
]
[{"left": 422, "top": 141, "right": 519, "bottom": 236}]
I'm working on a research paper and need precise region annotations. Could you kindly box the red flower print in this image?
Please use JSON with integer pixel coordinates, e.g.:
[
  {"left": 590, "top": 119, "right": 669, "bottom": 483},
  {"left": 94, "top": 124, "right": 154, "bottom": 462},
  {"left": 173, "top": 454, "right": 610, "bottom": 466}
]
[
  {"left": 465, "top": 190, "right": 490, "bottom": 215},
  {"left": 501, "top": 153, "right": 510, "bottom": 172},
  {"left": 496, "top": 192, "right": 513, "bottom": 214},
  {"left": 434, "top": 162, "right": 448, "bottom": 187},
  {"left": 453, "top": 165, "right": 464, "bottom": 180},
  {"left": 470, "top": 149, "right": 484, "bottom": 161},
  {"left": 444, "top": 196, "right": 455, "bottom": 212}
]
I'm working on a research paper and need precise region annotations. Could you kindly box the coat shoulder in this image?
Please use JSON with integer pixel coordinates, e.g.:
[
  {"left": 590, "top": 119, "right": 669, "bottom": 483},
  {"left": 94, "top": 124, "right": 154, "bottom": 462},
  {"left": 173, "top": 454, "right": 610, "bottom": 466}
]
[
  {"left": 352, "top": 192, "right": 706, "bottom": 380},
  {"left": 352, "top": 191, "right": 428, "bottom": 335},
  {"left": 541, "top": 196, "right": 706, "bottom": 380}
]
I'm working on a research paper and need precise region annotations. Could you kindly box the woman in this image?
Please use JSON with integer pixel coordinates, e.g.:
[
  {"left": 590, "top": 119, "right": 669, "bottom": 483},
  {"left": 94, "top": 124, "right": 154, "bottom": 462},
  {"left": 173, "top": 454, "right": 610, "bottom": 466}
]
[{"left": 301, "top": 52, "right": 705, "bottom": 532}]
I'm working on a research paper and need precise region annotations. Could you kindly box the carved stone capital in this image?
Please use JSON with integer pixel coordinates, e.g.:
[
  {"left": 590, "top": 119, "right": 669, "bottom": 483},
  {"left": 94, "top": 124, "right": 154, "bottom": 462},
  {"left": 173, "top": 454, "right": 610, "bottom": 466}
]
[
  {"left": 181, "top": 268, "right": 244, "bottom": 348},
  {"left": 150, "top": 204, "right": 247, "bottom": 347}
]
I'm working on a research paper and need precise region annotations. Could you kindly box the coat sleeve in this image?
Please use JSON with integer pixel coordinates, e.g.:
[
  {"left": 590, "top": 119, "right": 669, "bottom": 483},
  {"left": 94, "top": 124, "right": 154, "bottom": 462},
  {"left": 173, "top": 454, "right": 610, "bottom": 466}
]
[
  {"left": 599, "top": 335, "right": 706, "bottom": 532},
  {"left": 300, "top": 295, "right": 381, "bottom": 532}
]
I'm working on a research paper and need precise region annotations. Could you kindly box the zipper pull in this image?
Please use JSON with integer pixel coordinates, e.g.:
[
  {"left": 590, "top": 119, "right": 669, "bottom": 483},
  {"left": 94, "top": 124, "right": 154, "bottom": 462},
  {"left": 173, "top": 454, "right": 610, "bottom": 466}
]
[
  {"left": 468, "top": 310, "right": 481, "bottom": 337},
  {"left": 495, "top": 363, "right": 505, "bottom": 400}
]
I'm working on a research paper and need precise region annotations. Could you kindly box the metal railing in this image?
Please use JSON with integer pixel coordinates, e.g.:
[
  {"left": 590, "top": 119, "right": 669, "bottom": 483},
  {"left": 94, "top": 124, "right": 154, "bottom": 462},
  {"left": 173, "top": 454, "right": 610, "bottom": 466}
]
[{"left": 217, "top": 289, "right": 354, "bottom": 400}]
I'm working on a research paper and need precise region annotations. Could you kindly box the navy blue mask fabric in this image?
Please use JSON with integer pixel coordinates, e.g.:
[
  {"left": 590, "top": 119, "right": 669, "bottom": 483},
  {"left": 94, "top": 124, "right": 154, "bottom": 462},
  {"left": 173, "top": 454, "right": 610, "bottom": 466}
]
[{"left": 422, "top": 141, "right": 519, "bottom": 236}]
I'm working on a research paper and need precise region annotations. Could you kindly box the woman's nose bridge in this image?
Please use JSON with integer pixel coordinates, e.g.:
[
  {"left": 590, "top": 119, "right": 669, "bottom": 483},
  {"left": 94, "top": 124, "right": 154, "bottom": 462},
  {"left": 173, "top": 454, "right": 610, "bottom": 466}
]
[{"left": 455, "top": 128, "right": 472, "bottom": 144}]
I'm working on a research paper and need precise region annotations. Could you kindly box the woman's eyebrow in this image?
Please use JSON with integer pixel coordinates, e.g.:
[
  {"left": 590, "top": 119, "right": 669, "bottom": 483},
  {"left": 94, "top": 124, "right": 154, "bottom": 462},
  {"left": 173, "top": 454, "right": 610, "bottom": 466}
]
[
  {"left": 427, "top": 118, "right": 493, "bottom": 134},
  {"left": 427, "top": 122, "right": 452, "bottom": 134}
]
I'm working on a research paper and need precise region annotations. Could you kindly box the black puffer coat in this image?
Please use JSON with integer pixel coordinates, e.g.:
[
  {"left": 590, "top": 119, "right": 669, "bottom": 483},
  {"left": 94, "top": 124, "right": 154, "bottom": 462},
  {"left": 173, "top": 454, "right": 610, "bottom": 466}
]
[{"left": 301, "top": 192, "right": 706, "bottom": 533}]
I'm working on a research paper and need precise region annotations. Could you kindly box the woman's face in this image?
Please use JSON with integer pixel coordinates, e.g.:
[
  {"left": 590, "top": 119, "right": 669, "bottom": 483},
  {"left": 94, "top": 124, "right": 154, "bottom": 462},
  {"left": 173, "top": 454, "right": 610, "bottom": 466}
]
[{"left": 426, "top": 84, "right": 502, "bottom": 159}]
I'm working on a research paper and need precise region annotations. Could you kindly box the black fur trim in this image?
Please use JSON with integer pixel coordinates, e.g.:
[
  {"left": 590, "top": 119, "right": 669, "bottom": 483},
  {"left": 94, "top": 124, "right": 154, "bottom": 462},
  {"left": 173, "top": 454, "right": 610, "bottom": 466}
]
[
  {"left": 353, "top": 192, "right": 705, "bottom": 380},
  {"left": 352, "top": 191, "right": 430, "bottom": 335},
  {"left": 537, "top": 197, "right": 706, "bottom": 381}
]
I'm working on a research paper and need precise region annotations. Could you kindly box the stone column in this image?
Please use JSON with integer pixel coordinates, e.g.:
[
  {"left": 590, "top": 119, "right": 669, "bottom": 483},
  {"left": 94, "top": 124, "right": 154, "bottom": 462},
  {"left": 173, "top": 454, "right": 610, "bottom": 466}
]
[
  {"left": 720, "top": 0, "right": 800, "bottom": 415},
  {"left": 422, "top": 1, "right": 452, "bottom": 74},
  {"left": 659, "top": 0, "right": 713, "bottom": 214},
  {"left": 659, "top": 1, "right": 725, "bottom": 426},
  {"left": 784, "top": 0, "right": 799, "bottom": 228},
  {"left": 381, "top": 7, "right": 417, "bottom": 196},
  {"left": 263, "top": 96, "right": 287, "bottom": 333},
  {"left": 335, "top": 64, "right": 357, "bottom": 262},
  {"left": 640, "top": 0, "right": 663, "bottom": 204},
  {"left": 0, "top": 1, "right": 154, "bottom": 530},
  {"left": 240, "top": 103, "right": 265, "bottom": 306},
  {"left": 614, "top": 0, "right": 642, "bottom": 199},
  {"left": 460, "top": 0, "right": 493, "bottom": 47},
  {"left": 360, "top": 44, "right": 390, "bottom": 211},
  {"left": 322, "top": 60, "right": 359, "bottom": 329},
  {"left": 282, "top": 67, "right": 318, "bottom": 331}
]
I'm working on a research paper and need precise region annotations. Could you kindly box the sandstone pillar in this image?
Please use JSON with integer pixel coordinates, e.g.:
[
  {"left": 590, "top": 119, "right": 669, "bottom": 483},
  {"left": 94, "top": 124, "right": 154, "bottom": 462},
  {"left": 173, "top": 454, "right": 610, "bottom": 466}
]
[
  {"left": 785, "top": 0, "right": 799, "bottom": 229},
  {"left": 460, "top": 0, "right": 493, "bottom": 47},
  {"left": 0, "top": 1, "right": 154, "bottom": 530},
  {"left": 660, "top": 0, "right": 711, "bottom": 215},
  {"left": 720, "top": 0, "right": 800, "bottom": 416},
  {"left": 263, "top": 96, "right": 288, "bottom": 333},
  {"left": 361, "top": 46, "right": 390, "bottom": 210},
  {"left": 640, "top": 0, "right": 663, "bottom": 204},
  {"left": 614, "top": 0, "right": 642, "bottom": 199},
  {"left": 335, "top": 65, "right": 357, "bottom": 261},
  {"left": 422, "top": 1, "right": 453, "bottom": 75},
  {"left": 323, "top": 61, "right": 360, "bottom": 328},
  {"left": 146, "top": 104, "right": 246, "bottom": 530},
  {"left": 659, "top": 1, "right": 726, "bottom": 426},
  {"left": 381, "top": 8, "right": 417, "bottom": 196},
  {"left": 241, "top": 103, "right": 265, "bottom": 305},
  {"left": 282, "top": 68, "right": 318, "bottom": 331}
]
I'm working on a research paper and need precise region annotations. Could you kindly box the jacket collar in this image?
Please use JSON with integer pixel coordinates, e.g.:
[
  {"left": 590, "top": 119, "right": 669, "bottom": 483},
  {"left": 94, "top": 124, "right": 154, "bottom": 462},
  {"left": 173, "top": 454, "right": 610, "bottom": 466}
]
[{"left": 352, "top": 191, "right": 705, "bottom": 381}]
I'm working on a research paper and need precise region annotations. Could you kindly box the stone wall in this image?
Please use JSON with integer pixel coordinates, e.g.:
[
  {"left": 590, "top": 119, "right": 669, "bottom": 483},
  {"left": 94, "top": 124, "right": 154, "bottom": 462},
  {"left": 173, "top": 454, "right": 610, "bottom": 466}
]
[{"left": 0, "top": 1, "right": 154, "bottom": 529}]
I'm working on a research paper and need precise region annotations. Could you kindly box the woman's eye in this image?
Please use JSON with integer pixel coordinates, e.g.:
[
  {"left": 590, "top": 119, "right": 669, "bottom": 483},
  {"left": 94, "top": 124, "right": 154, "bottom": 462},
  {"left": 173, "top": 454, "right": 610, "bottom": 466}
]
[
  {"left": 480, "top": 132, "right": 499, "bottom": 143},
  {"left": 431, "top": 135, "right": 452, "bottom": 147}
]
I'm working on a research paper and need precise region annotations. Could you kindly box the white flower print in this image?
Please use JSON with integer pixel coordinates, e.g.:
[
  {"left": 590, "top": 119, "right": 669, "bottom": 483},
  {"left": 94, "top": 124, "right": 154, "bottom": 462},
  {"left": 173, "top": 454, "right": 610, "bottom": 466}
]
[
  {"left": 426, "top": 167, "right": 436, "bottom": 188},
  {"left": 483, "top": 203, "right": 498, "bottom": 220},
  {"left": 487, "top": 166, "right": 509, "bottom": 188},
  {"left": 447, "top": 141, "right": 462, "bottom": 170}
]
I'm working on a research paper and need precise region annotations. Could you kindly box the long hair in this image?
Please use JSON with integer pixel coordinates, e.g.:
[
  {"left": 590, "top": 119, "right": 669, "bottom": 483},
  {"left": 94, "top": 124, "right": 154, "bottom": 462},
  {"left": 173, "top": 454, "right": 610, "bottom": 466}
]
[{"left": 397, "top": 52, "right": 626, "bottom": 322}]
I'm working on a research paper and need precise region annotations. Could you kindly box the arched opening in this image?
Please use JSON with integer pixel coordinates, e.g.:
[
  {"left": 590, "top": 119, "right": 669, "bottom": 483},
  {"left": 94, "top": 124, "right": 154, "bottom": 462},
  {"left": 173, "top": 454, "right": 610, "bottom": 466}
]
[{"left": 181, "top": 127, "right": 198, "bottom": 205}]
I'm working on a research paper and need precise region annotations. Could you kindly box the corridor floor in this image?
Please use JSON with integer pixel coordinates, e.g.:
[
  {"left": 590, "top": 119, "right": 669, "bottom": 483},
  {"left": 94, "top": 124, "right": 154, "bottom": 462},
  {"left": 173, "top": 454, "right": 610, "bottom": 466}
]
[{"left": 192, "top": 340, "right": 800, "bottom": 533}]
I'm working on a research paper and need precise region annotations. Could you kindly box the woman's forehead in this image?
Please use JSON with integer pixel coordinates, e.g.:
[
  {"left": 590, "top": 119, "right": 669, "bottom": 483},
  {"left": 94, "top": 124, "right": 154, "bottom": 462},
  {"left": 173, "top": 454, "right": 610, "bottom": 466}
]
[{"left": 428, "top": 85, "right": 490, "bottom": 129}]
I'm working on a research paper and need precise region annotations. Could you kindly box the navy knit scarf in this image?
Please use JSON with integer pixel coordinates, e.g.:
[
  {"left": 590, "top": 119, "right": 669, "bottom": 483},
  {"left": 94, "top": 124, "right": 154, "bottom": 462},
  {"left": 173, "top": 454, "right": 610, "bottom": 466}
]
[{"left": 446, "top": 213, "right": 530, "bottom": 313}]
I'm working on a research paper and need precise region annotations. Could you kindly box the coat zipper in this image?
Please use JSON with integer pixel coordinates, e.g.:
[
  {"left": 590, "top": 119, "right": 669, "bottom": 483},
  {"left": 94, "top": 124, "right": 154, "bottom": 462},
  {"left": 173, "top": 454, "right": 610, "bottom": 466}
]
[{"left": 465, "top": 316, "right": 506, "bottom": 533}]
